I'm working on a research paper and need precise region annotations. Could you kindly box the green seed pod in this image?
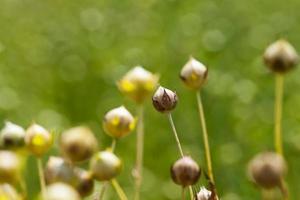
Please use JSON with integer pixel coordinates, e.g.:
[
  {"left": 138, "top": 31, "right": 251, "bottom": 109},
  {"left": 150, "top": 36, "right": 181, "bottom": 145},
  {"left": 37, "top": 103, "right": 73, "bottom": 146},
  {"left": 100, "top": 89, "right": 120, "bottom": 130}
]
[
  {"left": 103, "top": 106, "right": 136, "bottom": 139},
  {"left": 248, "top": 152, "right": 286, "bottom": 189},
  {"left": 0, "top": 122, "right": 25, "bottom": 150},
  {"left": 60, "top": 126, "right": 98, "bottom": 163},
  {"left": 171, "top": 156, "right": 201, "bottom": 187},
  {"left": 74, "top": 168, "right": 94, "bottom": 197},
  {"left": 90, "top": 151, "right": 122, "bottom": 181},
  {"left": 45, "top": 156, "right": 77, "bottom": 185},
  {"left": 0, "top": 183, "right": 22, "bottom": 200},
  {"left": 264, "top": 39, "right": 299, "bottom": 73},
  {"left": 0, "top": 151, "right": 21, "bottom": 184},
  {"left": 44, "top": 182, "right": 81, "bottom": 200},
  {"left": 180, "top": 57, "right": 208, "bottom": 90},
  {"left": 25, "top": 123, "right": 53, "bottom": 157},
  {"left": 152, "top": 86, "right": 178, "bottom": 113},
  {"left": 117, "top": 66, "right": 159, "bottom": 104}
]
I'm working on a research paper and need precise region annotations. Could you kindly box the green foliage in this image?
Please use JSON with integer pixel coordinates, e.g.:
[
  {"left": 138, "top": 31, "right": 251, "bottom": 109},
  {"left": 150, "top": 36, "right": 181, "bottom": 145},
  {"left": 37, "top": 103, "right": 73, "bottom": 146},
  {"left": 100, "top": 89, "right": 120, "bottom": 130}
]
[{"left": 1, "top": 0, "right": 300, "bottom": 199}]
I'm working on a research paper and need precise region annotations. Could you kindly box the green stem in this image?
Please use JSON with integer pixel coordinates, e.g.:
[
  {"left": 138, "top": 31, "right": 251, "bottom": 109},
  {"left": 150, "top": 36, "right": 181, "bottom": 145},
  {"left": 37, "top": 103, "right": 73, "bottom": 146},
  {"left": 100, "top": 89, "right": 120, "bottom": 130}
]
[
  {"left": 274, "top": 74, "right": 284, "bottom": 155},
  {"left": 111, "top": 179, "right": 128, "bottom": 200},
  {"left": 196, "top": 91, "right": 214, "bottom": 183},
  {"left": 37, "top": 158, "right": 46, "bottom": 200},
  {"left": 182, "top": 187, "right": 185, "bottom": 200},
  {"left": 134, "top": 105, "right": 144, "bottom": 200}
]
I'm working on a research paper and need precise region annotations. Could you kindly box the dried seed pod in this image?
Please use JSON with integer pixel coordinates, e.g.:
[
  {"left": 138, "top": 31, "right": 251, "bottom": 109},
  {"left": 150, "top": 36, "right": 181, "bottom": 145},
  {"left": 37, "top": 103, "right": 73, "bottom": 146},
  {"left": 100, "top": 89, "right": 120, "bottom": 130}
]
[
  {"left": 74, "top": 168, "right": 94, "bottom": 197},
  {"left": 0, "top": 151, "right": 21, "bottom": 184},
  {"left": 180, "top": 57, "right": 208, "bottom": 90},
  {"left": 103, "top": 106, "right": 136, "bottom": 138},
  {"left": 25, "top": 123, "right": 53, "bottom": 157},
  {"left": 90, "top": 151, "right": 122, "bottom": 181},
  {"left": 44, "top": 156, "right": 77, "bottom": 185},
  {"left": 264, "top": 39, "right": 299, "bottom": 73},
  {"left": 170, "top": 156, "right": 201, "bottom": 187},
  {"left": 196, "top": 186, "right": 212, "bottom": 200},
  {"left": 152, "top": 86, "right": 178, "bottom": 113},
  {"left": 0, "top": 122, "right": 25, "bottom": 150},
  {"left": 60, "top": 126, "right": 98, "bottom": 163},
  {"left": 248, "top": 152, "right": 287, "bottom": 189},
  {"left": 117, "top": 66, "right": 159, "bottom": 103},
  {"left": 0, "top": 184, "right": 22, "bottom": 200},
  {"left": 44, "top": 182, "right": 80, "bottom": 200}
]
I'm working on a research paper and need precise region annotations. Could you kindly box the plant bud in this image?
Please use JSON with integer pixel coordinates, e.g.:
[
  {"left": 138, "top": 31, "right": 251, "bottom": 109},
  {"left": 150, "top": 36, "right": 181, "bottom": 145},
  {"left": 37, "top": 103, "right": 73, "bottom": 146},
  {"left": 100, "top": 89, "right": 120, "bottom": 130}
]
[
  {"left": 196, "top": 186, "right": 212, "bottom": 200},
  {"left": 25, "top": 123, "right": 53, "bottom": 157},
  {"left": 248, "top": 152, "right": 287, "bottom": 189},
  {"left": 0, "top": 151, "right": 21, "bottom": 184},
  {"left": 103, "top": 106, "right": 136, "bottom": 138},
  {"left": 264, "top": 39, "right": 299, "bottom": 73},
  {"left": 90, "top": 151, "right": 122, "bottom": 181},
  {"left": 74, "top": 168, "right": 94, "bottom": 197},
  {"left": 180, "top": 57, "right": 208, "bottom": 90},
  {"left": 60, "top": 126, "right": 98, "bottom": 163},
  {"left": 45, "top": 156, "right": 77, "bottom": 185},
  {"left": 170, "top": 156, "right": 201, "bottom": 187},
  {"left": 44, "top": 182, "right": 80, "bottom": 200},
  {"left": 0, "top": 184, "right": 22, "bottom": 200},
  {"left": 152, "top": 86, "right": 178, "bottom": 113},
  {"left": 118, "top": 66, "right": 159, "bottom": 103},
  {"left": 0, "top": 122, "right": 25, "bottom": 150}
]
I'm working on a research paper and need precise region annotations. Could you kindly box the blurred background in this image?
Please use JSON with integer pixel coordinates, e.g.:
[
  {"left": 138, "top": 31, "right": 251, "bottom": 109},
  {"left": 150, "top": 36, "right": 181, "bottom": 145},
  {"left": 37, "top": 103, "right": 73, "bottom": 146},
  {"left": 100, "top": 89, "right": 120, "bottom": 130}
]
[{"left": 1, "top": 0, "right": 300, "bottom": 199}]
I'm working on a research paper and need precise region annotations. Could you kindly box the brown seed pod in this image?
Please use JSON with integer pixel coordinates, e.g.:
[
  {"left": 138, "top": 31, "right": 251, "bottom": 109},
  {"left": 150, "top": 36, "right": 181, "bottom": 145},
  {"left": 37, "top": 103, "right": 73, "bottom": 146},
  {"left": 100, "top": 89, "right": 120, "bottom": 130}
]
[
  {"left": 60, "top": 126, "right": 98, "bottom": 163},
  {"left": 0, "top": 122, "right": 26, "bottom": 150},
  {"left": 0, "top": 151, "right": 21, "bottom": 184},
  {"left": 74, "top": 168, "right": 94, "bottom": 197},
  {"left": 152, "top": 86, "right": 178, "bottom": 113},
  {"left": 263, "top": 39, "right": 299, "bottom": 73},
  {"left": 90, "top": 150, "right": 122, "bottom": 181},
  {"left": 248, "top": 152, "right": 287, "bottom": 189},
  {"left": 180, "top": 57, "right": 208, "bottom": 90},
  {"left": 170, "top": 156, "right": 201, "bottom": 187}
]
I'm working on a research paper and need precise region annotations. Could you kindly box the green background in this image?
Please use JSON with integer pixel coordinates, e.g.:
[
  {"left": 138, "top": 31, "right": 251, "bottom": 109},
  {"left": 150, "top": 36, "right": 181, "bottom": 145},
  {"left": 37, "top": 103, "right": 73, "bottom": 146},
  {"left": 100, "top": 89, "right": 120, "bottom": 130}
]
[{"left": 1, "top": 0, "right": 300, "bottom": 199}]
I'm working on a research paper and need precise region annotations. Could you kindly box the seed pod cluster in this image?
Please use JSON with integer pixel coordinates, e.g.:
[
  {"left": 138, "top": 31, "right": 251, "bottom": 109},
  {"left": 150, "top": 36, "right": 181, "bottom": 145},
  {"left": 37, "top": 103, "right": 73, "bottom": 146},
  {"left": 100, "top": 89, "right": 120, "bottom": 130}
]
[
  {"left": 248, "top": 152, "right": 287, "bottom": 189},
  {"left": 103, "top": 106, "right": 136, "bottom": 138},
  {"left": 170, "top": 156, "right": 201, "bottom": 187}
]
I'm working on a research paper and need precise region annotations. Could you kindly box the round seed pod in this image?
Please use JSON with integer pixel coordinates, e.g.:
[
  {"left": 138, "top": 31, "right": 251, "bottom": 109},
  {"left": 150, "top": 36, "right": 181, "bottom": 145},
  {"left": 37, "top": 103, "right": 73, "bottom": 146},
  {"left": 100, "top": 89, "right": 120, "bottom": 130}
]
[
  {"left": 180, "top": 57, "right": 208, "bottom": 90},
  {"left": 25, "top": 123, "right": 52, "bottom": 157},
  {"left": 60, "top": 126, "right": 98, "bottom": 163},
  {"left": 117, "top": 66, "right": 159, "bottom": 103},
  {"left": 44, "top": 182, "right": 80, "bottom": 200},
  {"left": 0, "top": 122, "right": 26, "bottom": 150},
  {"left": 171, "top": 156, "right": 201, "bottom": 187},
  {"left": 44, "top": 156, "right": 77, "bottom": 185},
  {"left": 196, "top": 186, "right": 212, "bottom": 200},
  {"left": 248, "top": 152, "right": 287, "bottom": 189},
  {"left": 74, "top": 168, "right": 94, "bottom": 197},
  {"left": 90, "top": 151, "right": 122, "bottom": 181},
  {"left": 0, "top": 151, "right": 21, "bottom": 184},
  {"left": 264, "top": 39, "right": 299, "bottom": 73},
  {"left": 103, "top": 106, "right": 136, "bottom": 139},
  {"left": 152, "top": 86, "right": 178, "bottom": 113},
  {"left": 0, "top": 184, "right": 22, "bottom": 200}
]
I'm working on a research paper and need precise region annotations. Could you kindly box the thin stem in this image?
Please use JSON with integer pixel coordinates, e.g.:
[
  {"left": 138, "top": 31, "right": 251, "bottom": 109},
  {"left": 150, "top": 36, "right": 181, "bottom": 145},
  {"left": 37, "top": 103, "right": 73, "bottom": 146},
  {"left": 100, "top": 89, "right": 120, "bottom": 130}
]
[
  {"left": 196, "top": 91, "right": 214, "bottom": 183},
  {"left": 20, "top": 177, "right": 27, "bottom": 199},
  {"left": 111, "top": 179, "right": 128, "bottom": 200},
  {"left": 261, "top": 189, "right": 272, "bottom": 200},
  {"left": 182, "top": 187, "right": 185, "bottom": 200},
  {"left": 274, "top": 74, "right": 284, "bottom": 155},
  {"left": 98, "top": 182, "right": 108, "bottom": 200},
  {"left": 134, "top": 105, "right": 144, "bottom": 200},
  {"left": 167, "top": 113, "right": 193, "bottom": 200},
  {"left": 37, "top": 158, "right": 46, "bottom": 200},
  {"left": 279, "top": 179, "right": 289, "bottom": 200},
  {"left": 167, "top": 113, "right": 184, "bottom": 157},
  {"left": 111, "top": 139, "right": 117, "bottom": 152}
]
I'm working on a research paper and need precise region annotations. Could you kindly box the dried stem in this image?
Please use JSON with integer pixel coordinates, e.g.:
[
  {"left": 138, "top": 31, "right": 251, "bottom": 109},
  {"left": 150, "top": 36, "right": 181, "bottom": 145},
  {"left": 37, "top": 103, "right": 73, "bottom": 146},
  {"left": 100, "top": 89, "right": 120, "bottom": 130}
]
[
  {"left": 37, "top": 158, "right": 46, "bottom": 200},
  {"left": 274, "top": 74, "right": 284, "bottom": 155},
  {"left": 134, "top": 104, "right": 144, "bottom": 200},
  {"left": 111, "top": 179, "right": 128, "bottom": 200},
  {"left": 182, "top": 187, "right": 186, "bottom": 200},
  {"left": 167, "top": 113, "right": 193, "bottom": 200},
  {"left": 196, "top": 91, "right": 214, "bottom": 183}
]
